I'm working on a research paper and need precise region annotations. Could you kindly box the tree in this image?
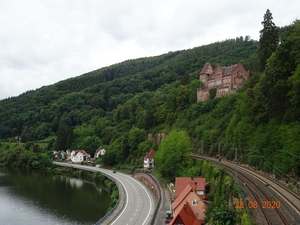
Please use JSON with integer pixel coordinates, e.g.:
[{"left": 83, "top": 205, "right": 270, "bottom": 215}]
[
  {"left": 32, "top": 144, "right": 41, "bottom": 154},
  {"left": 260, "top": 20, "right": 300, "bottom": 121},
  {"left": 205, "top": 201, "right": 236, "bottom": 225},
  {"left": 56, "top": 118, "right": 74, "bottom": 150},
  {"left": 259, "top": 9, "right": 279, "bottom": 71},
  {"left": 128, "top": 127, "right": 147, "bottom": 154},
  {"left": 209, "top": 88, "right": 217, "bottom": 100},
  {"left": 155, "top": 130, "right": 192, "bottom": 181},
  {"left": 78, "top": 135, "right": 102, "bottom": 156}
]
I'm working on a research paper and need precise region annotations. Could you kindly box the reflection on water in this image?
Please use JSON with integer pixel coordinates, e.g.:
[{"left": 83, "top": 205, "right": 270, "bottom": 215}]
[
  {"left": 65, "top": 176, "right": 84, "bottom": 188},
  {"left": 0, "top": 168, "right": 111, "bottom": 225}
]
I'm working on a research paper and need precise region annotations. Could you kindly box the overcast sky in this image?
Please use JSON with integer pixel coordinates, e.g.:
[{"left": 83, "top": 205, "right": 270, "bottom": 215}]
[{"left": 0, "top": 0, "right": 299, "bottom": 100}]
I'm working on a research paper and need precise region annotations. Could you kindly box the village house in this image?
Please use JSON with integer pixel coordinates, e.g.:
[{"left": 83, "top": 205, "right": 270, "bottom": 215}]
[
  {"left": 94, "top": 146, "right": 106, "bottom": 158},
  {"left": 170, "top": 181, "right": 206, "bottom": 224},
  {"left": 168, "top": 177, "right": 208, "bottom": 224},
  {"left": 66, "top": 149, "right": 71, "bottom": 161},
  {"left": 169, "top": 201, "right": 201, "bottom": 225},
  {"left": 197, "top": 62, "right": 249, "bottom": 101},
  {"left": 71, "top": 150, "right": 90, "bottom": 163},
  {"left": 143, "top": 149, "right": 155, "bottom": 172},
  {"left": 52, "top": 150, "right": 66, "bottom": 160},
  {"left": 174, "top": 177, "right": 207, "bottom": 200}
]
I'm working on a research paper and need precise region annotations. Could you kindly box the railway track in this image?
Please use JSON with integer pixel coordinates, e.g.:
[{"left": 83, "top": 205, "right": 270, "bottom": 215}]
[
  {"left": 191, "top": 154, "right": 300, "bottom": 224},
  {"left": 226, "top": 160, "right": 300, "bottom": 215},
  {"left": 223, "top": 163, "right": 289, "bottom": 225}
]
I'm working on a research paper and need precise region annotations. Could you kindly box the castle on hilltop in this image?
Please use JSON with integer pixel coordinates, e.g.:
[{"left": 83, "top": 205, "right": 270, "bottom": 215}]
[{"left": 197, "top": 62, "right": 249, "bottom": 102}]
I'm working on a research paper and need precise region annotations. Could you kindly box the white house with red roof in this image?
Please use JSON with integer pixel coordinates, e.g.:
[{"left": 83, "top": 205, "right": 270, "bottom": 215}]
[
  {"left": 94, "top": 146, "right": 106, "bottom": 158},
  {"left": 143, "top": 149, "right": 155, "bottom": 172},
  {"left": 71, "top": 150, "right": 90, "bottom": 163}
]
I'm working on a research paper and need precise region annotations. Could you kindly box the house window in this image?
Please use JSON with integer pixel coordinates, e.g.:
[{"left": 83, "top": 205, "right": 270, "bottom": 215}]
[
  {"left": 192, "top": 199, "right": 198, "bottom": 206},
  {"left": 197, "top": 190, "right": 204, "bottom": 195}
]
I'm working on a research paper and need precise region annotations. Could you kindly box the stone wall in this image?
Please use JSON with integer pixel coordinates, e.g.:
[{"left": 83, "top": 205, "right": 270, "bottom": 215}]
[
  {"left": 148, "top": 133, "right": 167, "bottom": 145},
  {"left": 133, "top": 173, "right": 160, "bottom": 201}
]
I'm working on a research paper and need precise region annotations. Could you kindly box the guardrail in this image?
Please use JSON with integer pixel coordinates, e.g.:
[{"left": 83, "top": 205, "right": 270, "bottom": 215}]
[
  {"left": 133, "top": 172, "right": 162, "bottom": 225},
  {"left": 148, "top": 173, "right": 162, "bottom": 225},
  {"left": 54, "top": 163, "right": 159, "bottom": 224},
  {"left": 94, "top": 174, "right": 123, "bottom": 225},
  {"left": 52, "top": 163, "right": 125, "bottom": 225}
]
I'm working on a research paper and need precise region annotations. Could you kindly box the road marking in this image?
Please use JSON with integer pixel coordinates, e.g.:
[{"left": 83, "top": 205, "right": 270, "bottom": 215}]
[
  {"left": 108, "top": 177, "right": 129, "bottom": 225},
  {"left": 126, "top": 176, "right": 154, "bottom": 225}
]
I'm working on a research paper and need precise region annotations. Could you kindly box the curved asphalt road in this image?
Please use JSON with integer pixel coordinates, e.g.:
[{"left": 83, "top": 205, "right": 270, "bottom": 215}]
[{"left": 54, "top": 162, "right": 155, "bottom": 225}]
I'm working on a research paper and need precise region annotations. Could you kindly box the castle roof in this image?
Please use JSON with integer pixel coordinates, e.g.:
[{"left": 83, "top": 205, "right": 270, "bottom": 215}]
[
  {"left": 221, "top": 64, "right": 238, "bottom": 76},
  {"left": 199, "top": 62, "right": 213, "bottom": 75}
]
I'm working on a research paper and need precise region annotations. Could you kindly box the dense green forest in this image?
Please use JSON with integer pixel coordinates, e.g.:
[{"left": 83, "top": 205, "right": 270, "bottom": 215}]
[{"left": 0, "top": 15, "right": 299, "bottom": 185}]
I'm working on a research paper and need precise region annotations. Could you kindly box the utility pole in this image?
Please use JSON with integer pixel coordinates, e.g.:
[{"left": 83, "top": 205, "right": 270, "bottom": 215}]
[
  {"left": 218, "top": 142, "right": 221, "bottom": 166},
  {"left": 201, "top": 140, "right": 203, "bottom": 155}
]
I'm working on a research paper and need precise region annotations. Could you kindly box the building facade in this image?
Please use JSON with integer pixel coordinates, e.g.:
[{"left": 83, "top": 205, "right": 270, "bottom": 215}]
[
  {"left": 143, "top": 150, "right": 155, "bottom": 172},
  {"left": 197, "top": 62, "right": 249, "bottom": 101},
  {"left": 71, "top": 150, "right": 90, "bottom": 163},
  {"left": 94, "top": 146, "right": 106, "bottom": 158},
  {"left": 170, "top": 178, "right": 207, "bottom": 224}
]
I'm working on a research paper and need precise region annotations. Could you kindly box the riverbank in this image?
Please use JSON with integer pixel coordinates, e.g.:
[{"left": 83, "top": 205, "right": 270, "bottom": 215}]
[
  {"left": 0, "top": 167, "right": 109, "bottom": 225},
  {"left": 54, "top": 162, "right": 156, "bottom": 225}
]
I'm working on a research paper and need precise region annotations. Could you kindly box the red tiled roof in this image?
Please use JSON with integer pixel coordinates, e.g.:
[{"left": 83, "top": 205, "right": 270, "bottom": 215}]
[
  {"left": 174, "top": 177, "right": 206, "bottom": 198},
  {"left": 74, "top": 150, "right": 89, "bottom": 156},
  {"left": 169, "top": 201, "right": 201, "bottom": 225},
  {"left": 145, "top": 149, "right": 155, "bottom": 158},
  {"left": 172, "top": 184, "right": 193, "bottom": 209}
]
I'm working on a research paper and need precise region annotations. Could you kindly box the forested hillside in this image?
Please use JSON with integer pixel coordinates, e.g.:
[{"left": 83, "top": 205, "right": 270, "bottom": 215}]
[
  {"left": 1, "top": 19, "right": 299, "bottom": 180},
  {"left": 0, "top": 37, "right": 258, "bottom": 142}
]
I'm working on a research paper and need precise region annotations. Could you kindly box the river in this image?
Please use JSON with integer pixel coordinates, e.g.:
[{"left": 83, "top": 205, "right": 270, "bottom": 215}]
[{"left": 0, "top": 167, "right": 111, "bottom": 225}]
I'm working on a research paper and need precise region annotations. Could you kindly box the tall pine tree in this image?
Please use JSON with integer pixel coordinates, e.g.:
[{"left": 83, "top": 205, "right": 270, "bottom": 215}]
[{"left": 259, "top": 9, "right": 279, "bottom": 71}]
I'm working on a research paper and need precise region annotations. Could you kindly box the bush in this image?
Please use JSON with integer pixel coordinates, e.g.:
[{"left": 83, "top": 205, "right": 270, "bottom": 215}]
[{"left": 93, "top": 172, "right": 104, "bottom": 182}]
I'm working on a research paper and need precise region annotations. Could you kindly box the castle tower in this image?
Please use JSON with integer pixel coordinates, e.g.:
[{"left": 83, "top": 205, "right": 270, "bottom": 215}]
[{"left": 199, "top": 62, "right": 213, "bottom": 86}]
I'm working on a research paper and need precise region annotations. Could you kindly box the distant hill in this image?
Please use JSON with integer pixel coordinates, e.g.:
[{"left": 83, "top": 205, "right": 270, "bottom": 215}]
[
  {"left": 0, "top": 37, "right": 258, "bottom": 141},
  {"left": 1, "top": 19, "right": 300, "bottom": 179}
]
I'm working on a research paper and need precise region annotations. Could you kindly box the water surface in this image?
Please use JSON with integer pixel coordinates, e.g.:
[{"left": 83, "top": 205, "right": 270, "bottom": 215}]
[{"left": 0, "top": 168, "right": 111, "bottom": 225}]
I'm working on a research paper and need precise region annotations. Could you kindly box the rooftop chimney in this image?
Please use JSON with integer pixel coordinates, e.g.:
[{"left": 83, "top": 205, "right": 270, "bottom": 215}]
[
  {"left": 194, "top": 181, "right": 198, "bottom": 192},
  {"left": 183, "top": 203, "right": 187, "bottom": 210}
]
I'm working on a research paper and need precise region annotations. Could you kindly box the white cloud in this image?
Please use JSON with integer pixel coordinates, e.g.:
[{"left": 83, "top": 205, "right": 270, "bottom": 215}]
[{"left": 0, "top": 0, "right": 299, "bottom": 100}]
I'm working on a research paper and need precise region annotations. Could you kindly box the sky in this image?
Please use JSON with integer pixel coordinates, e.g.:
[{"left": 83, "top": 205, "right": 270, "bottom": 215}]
[{"left": 0, "top": 0, "right": 299, "bottom": 100}]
